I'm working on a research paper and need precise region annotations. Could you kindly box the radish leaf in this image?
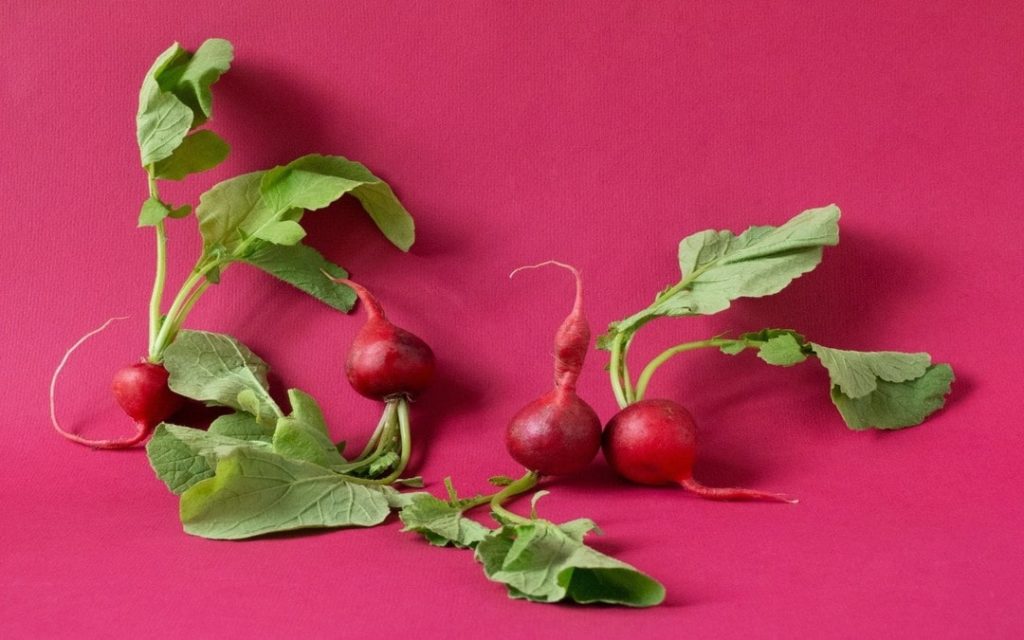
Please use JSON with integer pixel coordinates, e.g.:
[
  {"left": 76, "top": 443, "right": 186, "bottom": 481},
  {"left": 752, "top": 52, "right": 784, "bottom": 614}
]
[
  {"left": 475, "top": 519, "right": 665, "bottom": 607},
  {"left": 146, "top": 423, "right": 270, "bottom": 495},
  {"left": 163, "top": 330, "right": 281, "bottom": 426},
  {"left": 152, "top": 130, "right": 229, "bottom": 181},
  {"left": 242, "top": 242, "right": 356, "bottom": 311},
  {"left": 399, "top": 493, "right": 491, "bottom": 548},
  {"left": 179, "top": 447, "right": 391, "bottom": 540}
]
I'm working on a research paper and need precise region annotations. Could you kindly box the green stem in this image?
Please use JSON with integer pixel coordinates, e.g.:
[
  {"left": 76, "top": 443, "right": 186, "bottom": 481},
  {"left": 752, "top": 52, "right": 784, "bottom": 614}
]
[
  {"left": 146, "top": 171, "right": 168, "bottom": 359},
  {"left": 338, "top": 398, "right": 412, "bottom": 485},
  {"left": 489, "top": 470, "right": 541, "bottom": 525},
  {"left": 150, "top": 259, "right": 222, "bottom": 360},
  {"left": 609, "top": 333, "right": 629, "bottom": 408},
  {"left": 355, "top": 402, "right": 394, "bottom": 461},
  {"left": 621, "top": 334, "right": 636, "bottom": 404},
  {"left": 634, "top": 337, "right": 739, "bottom": 402}
]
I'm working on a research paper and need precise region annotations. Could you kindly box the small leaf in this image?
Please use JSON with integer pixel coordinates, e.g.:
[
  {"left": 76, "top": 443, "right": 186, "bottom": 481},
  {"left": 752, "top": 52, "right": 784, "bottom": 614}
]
[
  {"left": 399, "top": 493, "right": 491, "bottom": 548},
  {"left": 168, "top": 204, "right": 192, "bottom": 218},
  {"left": 831, "top": 364, "right": 954, "bottom": 430},
  {"left": 272, "top": 389, "right": 347, "bottom": 467},
  {"left": 152, "top": 130, "right": 229, "bottom": 180},
  {"left": 136, "top": 43, "right": 196, "bottom": 165},
  {"left": 156, "top": 38, "right": 233, "bottom": 127},
  {"left": 138, "top": 197, "right": 171, "bottom": 227},
  {"left": 756, "top": 333, "right": 809, "bottom": 366}
]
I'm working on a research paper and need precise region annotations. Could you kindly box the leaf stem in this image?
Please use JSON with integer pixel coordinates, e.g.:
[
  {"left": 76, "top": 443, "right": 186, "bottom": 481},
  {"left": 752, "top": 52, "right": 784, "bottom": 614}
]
[
  {"left": 609, "top": 333, "right": 629, "bottom": 408},
  {"left": 634, "top": 337, "right": 739, "bottom": 402},
  {"left": 146, "top": 171, "right": 168, "bottom": 358},
  {"left": 489, "top": 470, "right": 541, "bottom": 525}
]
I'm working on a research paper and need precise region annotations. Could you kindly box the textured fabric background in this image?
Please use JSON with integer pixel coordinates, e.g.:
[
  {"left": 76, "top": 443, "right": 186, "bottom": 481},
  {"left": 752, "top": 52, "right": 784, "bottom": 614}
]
[{"left": 2, "top": 1, "right": 1021, "bottom": 637}]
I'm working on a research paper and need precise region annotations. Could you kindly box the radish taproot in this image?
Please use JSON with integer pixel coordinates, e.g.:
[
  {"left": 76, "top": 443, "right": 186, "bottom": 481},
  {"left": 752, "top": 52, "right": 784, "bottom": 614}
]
[
  {"left": 505, "top": 261, "right": 601, "bottom": 476},
  {"left": 602, "top": 399, "right": 797, "bottom": 503},
  {"left": 328, "top": 277, "right": 435, "bottom": 401},
  {"left": 50, "top": 317, "right": 184, "bottom": 449}
]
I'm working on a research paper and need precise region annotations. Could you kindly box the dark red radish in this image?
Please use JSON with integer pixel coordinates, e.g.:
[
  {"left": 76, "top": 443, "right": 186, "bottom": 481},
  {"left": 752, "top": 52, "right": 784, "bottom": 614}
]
[
  {"left": 50, "top": 317, "right": 184, "bottom": 449},
  {"left": 328, "top": 276, "right": 435, "bottom": 400},
  {"left": 505, "top": 261, "right": 602, "bottom": 476},
  {"left": 603, "top": 399, "right": 797, "bottom": 503}
]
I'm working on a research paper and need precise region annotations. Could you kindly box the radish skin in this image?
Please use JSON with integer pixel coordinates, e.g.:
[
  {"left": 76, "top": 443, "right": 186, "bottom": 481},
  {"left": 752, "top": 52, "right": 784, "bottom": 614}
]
[
  {"left": 505, "top": 262, "right": 602, "bottom": 476},
  {"left": 603, "top": 399, "right": 797, "bottom": 503}
]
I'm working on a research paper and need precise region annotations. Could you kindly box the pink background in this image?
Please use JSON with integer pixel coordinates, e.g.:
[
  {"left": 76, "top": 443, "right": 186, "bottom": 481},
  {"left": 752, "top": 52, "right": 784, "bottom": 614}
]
[{"left": 2, "top": 1, "right": 1022, "bottom": 637}]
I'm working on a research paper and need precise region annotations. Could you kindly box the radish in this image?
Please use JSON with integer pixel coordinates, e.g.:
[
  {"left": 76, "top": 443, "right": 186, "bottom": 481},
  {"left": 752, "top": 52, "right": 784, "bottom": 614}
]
[
  {"left": 51, "top": 317, "right": 184, "bottom": 449},
  {"left": 329, "top": 277, "right": 435, "bottom": 400},
  {"left": 602, "top": 399, "right": 797, "bottom": 503},
  {"left": 505, "top": 261, "right": 601, "bottom": 476}
]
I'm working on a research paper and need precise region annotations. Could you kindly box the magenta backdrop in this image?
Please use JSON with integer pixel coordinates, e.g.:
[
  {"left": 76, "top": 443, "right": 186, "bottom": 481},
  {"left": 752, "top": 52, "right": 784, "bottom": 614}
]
[{"left": 2, "top": 1, "right": 1022, "bottom": 637}]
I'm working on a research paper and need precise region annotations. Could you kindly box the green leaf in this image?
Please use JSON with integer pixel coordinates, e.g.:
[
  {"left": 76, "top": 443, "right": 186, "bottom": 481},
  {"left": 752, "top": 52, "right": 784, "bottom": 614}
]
[
  {"left": 207, "top": 412, "right": 273, "bottom": 440},
  {"left": 475, "top": 519, "right": 665, "bottom": 607},
  {"left": 272, "top": 389, "right": 347, "bottom": 468},
  {"left": 152, "top": 130, "right": 230, "bottom": 180},
  {"left": 810, "top": 344, "right": 931, "bottom": 398},
  {"left": 741, "top": 329, "right": 810, "bottom": 366},
  {"left": 179, "top": 447, "right": 392, "bottom": 540},
  {"left": 241, "top": 242, "right": 356, "bottom": 312},
  {"left": 399, "top": 493, "right": 491, "bottom": 548},
  {"left": 163, "top": 330, "right": 281, "bottom": 426},
  {"left": 155, "top": 38, "right": 233, "bottom": 127},
  {"left": 195, "top": 172, "right": 271, "bottom": 253},
  {"left": 137, "top": 44, "right": 193, "bottom": 165},
  {"left": 253, "top": 220, "right": 307, "bottom": 245},
  {"left": 138, "top": 197, "right": 171, "bottom": 227},
  {"left": 830, "top": 364, "right": 954, "bottom": 430},
  {"left": 145, "top": 423, "right": 270, "bottom": 495},
  {"left": 168, "top": 204, "right": 192, "bottom": 218},
  {"left": 602, "top": 206, "right": 839, "bottom": 342},
  {"left": 262, "top": 155, "right": 415, "bottom": 251}
]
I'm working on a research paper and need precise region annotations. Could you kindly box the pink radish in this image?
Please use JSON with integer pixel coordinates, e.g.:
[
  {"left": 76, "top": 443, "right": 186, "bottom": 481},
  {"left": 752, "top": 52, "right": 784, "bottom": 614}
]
[
  {"left": 505, "top": 261, "right": 601, "bottom": 476},
  {"left": 51, "top": 317, "right": 184, "bottom": 449},
  {"left": 329, "top": 277, "right": 435, "bottom": 400},
  {"left": 603, "top": 399, "right": 797, "bottom": 503}
]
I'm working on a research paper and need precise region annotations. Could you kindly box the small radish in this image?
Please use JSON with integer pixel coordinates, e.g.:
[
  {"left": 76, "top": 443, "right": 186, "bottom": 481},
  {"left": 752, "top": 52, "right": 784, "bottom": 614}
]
[
  {"left": 505, "top": 261, "right": 602, "bottom": 476},
  {"left": 603, "top": 399, "right": 797, "bottom": 503},
  {"left": 328, "top": 276, "right": 435, "bottom": 400},
  {"left": 51, "top": 317, "right": 185, "bottom": 449}
]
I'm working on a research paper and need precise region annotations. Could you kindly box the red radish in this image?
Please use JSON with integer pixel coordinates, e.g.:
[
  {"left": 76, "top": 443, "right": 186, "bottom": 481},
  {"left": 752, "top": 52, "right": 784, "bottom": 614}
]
[
  {"left": 329, "top": 276, "right": 435, "bottom": 400},
  {"left": 505, "top": 261, "right": 602, "bottom": 476},
  {"left": 50, "top": 317, "right": 185, "bottom": 449},
  {"left": 603, "top": 399, "right": 797, "bottom": 503}
]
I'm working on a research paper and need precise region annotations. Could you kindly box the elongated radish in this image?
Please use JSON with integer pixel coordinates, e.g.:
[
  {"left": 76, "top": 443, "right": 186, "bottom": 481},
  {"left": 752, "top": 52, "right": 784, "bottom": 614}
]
[
  {"left": 51, "top": 317, "right": 184, "bottom": 449},
  {"left": 328, "top": 276, "right": 435, "bottom": 401},
  {"left": 505, "top": 261, "right": 601, "bottom": 476},
  {"left": 602, "top": 399, "right": 797, "bottom": 503}
]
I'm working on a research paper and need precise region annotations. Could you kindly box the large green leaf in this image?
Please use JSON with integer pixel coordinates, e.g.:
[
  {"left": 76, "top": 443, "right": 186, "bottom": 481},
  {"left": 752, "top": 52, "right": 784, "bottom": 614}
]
[
  {"left": 146, "top": 422, "right": 271, "bottom": 495},
  {"left": 163, "top": 330, "right": 281, "bottom": 426},
  {"left": 179, "top": 447, "right": 392, "bottom": 539},
  {"left": 603, "top": 206, "right": 839, "bottom": 342},
  {"left": 475, "top": 519, "right": 665, "bottom": 607}
]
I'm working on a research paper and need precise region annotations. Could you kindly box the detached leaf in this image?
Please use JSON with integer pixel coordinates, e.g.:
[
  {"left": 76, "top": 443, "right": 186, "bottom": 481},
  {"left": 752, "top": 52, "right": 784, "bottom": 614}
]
[
  {"left": 399, "top": 494, "right": 491, "bottom": 548},
  {"left": 163, "top": 330, "right": 281, "bottom": 426},
  {"left": 810, "top": 344, "right": 931, "bottom": 398},
  {"left": 179, "top": 447, "right": 392, "bottom": 540},
  {"left": 242, "top": 242, "right": 356, "bottom": 311},
  {"left": 146, "top": 423, "right": 270, "bottom": 495},
  {"left": 831, "top": 364, "right": 954, "bottom": 430},
  {"left": 475, "top": 519, "right": 665, "bottom": 607},
  {"left": 152, "top": 130, "right": 229, "bottom": 180}
]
